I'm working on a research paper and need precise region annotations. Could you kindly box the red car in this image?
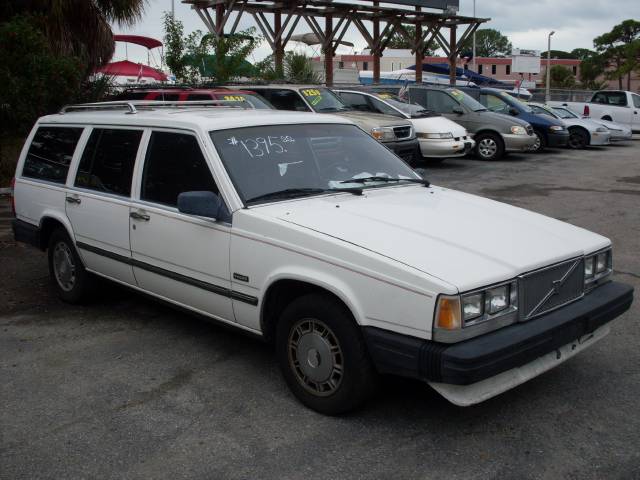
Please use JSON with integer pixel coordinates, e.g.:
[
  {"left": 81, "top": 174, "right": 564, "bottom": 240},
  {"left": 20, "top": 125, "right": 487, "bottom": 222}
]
[{"left": 116, "top": 87, "right": 274, "bottom": 109}]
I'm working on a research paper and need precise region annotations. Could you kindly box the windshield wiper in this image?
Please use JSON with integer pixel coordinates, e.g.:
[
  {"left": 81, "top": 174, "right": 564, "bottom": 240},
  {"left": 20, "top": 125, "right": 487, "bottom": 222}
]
[
  {"left": 340, "top": 176, "right": 430, "bottom": 187},
  {"left": 246, "top": 187, "right": 362, "bottom": 204}
]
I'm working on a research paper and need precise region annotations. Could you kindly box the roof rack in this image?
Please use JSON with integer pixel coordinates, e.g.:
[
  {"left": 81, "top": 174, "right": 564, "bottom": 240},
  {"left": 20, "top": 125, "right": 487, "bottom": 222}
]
[{"left": 59, "top": 99, "right": 256, "bottom": 114}]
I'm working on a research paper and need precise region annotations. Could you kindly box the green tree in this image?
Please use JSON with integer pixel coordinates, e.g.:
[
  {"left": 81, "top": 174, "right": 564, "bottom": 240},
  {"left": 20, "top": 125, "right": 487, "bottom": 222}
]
[
  {"left": 540, "top": 50, "right": 573, "bottom": 59},
  {"left": 577, "top": 51, "right": 608, "bottom": 89},
  {"left": 0, "top": 0, "right": 146, "bottom": 72},
  {"left": 254, "top": 52, "right": 320, "bottom": 83},
  {"left": 571, "top": 48, "right": 594, "bottom": 60},
  {"left": 459, "top": 29, "right": 512, "bottom": 57},
  {"left": 594, "top": 19, "right": 640, "bottom": 90},
  {"left": 385, "top": 25, "right": 435, "bottom": 55},
  {"left": 163, "top": 14, "right": 260, "bottom": 83},
  {"left": 545, "top": 65, "right": 576, "bottom": 89}
]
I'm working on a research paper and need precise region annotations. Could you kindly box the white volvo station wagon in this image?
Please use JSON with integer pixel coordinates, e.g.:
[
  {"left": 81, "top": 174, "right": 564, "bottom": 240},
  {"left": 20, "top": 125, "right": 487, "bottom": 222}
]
[{"left": 11, "top": 101, "right": 634, "bottom": 414}]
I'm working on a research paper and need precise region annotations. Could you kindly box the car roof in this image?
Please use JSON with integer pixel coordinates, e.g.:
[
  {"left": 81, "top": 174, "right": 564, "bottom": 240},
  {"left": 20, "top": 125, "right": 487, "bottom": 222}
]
[
  {"left": 38, "top": 106, "right": 352, "bottom": 131},
  {"left": 233, "top": 84, "right": 331, "bottom": 90},
  {"left": 124, "top": 88, "right": 260, "bottom": 95}
]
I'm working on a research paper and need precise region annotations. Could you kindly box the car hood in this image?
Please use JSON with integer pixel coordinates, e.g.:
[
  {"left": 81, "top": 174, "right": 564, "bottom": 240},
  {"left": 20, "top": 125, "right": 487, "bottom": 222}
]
[
  {"left": 588, "top": 118, "right": 630, "bottom": 133},
  {"left": 411, "top": 116, "right": 467, "bottom": 136},
  {"left": 255, "top": 185, "right": 609, "bottom": 291},
  {"left": 333, "top": 111, "right": 412, "bottom": 129}
]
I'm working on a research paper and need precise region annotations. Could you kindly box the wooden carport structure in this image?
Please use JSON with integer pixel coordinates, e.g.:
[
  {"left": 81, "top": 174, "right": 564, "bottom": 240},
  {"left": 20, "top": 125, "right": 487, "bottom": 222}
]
[{"left": 182, "top": 0, "right": 489, "bottom": 85}]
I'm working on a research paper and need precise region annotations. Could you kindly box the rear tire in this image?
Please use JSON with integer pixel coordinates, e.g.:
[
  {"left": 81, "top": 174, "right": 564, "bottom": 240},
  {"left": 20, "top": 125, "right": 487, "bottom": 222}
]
[
  {"left": 276, "top": 293, "right": 377, "bottom": 415},
  {"left": 47, "top": 228, "right": 94, "bottom": 303},
  {"left": 568, "top": 128, "right": 589, "bottom": 149},
  {"left": 474, "top": 132, "right": 504, "bottom": 160}
]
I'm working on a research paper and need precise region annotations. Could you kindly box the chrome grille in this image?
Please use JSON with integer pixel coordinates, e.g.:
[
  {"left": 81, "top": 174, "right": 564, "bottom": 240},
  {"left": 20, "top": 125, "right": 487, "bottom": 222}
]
[
  {"left": 393, "top": 126, "right": 412, "bottom": 140},
  {"left": 519, "top": 258, "right": 585, "bottom": 320}
]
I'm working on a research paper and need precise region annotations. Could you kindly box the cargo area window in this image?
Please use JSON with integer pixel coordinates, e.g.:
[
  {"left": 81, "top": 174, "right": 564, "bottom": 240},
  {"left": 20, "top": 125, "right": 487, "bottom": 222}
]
[
  {"left": 141, "top": 131, "right": 220, "bottom": 208},
  {"left": 75, "top": 128, "right": 142, "bottom": 197},
  {"left": 22, "top": 126, "right": 83, "bottom": 184}
]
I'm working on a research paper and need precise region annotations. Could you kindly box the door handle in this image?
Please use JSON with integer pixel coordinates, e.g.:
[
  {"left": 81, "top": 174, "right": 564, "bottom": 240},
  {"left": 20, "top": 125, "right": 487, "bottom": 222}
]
[
  {"left": 65, "top": 196, "right": 81, "bottom": 204},
  {"left": 130, "top": 211, "right": 150, "bottom": 221}
]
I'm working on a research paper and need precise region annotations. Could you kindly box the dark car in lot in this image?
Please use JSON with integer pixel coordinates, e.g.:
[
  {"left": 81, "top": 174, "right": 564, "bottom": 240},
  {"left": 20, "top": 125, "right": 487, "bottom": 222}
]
[
  {"left": 115, "top": 87, "right": 274, "bottom": 109},
  {"left": 477, "top": 88, "right": 570, "bottom": 152}
]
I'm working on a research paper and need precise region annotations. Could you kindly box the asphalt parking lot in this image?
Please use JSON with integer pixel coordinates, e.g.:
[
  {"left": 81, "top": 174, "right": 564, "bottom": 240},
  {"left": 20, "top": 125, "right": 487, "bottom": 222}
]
[{"left": 1, "top": 142, "right": 639, "bottom": 480}]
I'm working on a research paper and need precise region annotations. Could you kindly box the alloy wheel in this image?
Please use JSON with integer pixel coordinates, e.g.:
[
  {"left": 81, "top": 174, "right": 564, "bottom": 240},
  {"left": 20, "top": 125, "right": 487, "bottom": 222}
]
[{"left": 53, "top": 241, "right": 76, "bottom": 292}]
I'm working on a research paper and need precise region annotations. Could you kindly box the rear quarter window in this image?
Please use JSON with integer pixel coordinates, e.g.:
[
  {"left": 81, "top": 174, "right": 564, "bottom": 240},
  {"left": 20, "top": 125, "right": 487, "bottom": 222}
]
[{"left": 22, "top": 126, "right": 84, "bottom": 184}]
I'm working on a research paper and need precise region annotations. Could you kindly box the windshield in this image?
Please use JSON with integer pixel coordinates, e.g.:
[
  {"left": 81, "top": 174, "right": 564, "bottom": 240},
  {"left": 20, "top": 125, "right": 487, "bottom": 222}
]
[
  {"left": 210, "top": 123, "right": 420, "bottom": 205},
  {"left": 552, "top": 107, "right": 579, "bottom": 119},
  {"left": 376, "top": 93, "right": 433, "bottom": 117},
  {"left": 447, "top": 88, "right": 486, "bottom": 112},
  {"left": 298, "top": 88, "right": 350, "bottom": 112},
  {"left": 497, "top": 91, "right": 533, "bottom": 112},
  {"left": 216, "top": 93, "right": 273, "bottom": 110}
]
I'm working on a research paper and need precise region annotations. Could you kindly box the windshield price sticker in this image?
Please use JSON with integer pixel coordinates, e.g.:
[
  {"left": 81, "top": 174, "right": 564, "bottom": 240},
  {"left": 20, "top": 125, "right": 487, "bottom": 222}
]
[
  {"left": 377, "top": 93, "right": 393, "bottom": 99},
  {"left": 223, "top": 95, "right": 246, "bottom": 102},
  {"left": 301, "top": 89, "right": 323, "bottom": 106},
  {"left": 226, "top": 135, "right": 295, "bottom": 158},
  {"left": 450, "top": 89, "right": 464, "bottom": 100}
]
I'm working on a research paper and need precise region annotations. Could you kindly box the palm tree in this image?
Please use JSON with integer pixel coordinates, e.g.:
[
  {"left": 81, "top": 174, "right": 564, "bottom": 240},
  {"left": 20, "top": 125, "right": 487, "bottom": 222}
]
[{"left": 0, "top": 0, "right": 146, "bottom": 70}]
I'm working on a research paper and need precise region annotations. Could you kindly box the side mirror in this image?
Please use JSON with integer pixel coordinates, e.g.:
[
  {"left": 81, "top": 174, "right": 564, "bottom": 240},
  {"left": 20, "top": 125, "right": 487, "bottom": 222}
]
[
  {"left": 177, "top": 191, "right": 228, "bottom": 221},
  {"left": 452, "top": 106, "right": 464, "bottom": 115},
  {"left": 509, "top": 107, "right": 519, "bottom": 116}
]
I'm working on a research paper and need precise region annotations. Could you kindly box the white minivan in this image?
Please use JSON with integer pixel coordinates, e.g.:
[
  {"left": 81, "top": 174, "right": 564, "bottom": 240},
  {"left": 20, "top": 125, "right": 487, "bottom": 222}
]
[
  {"left": 11, "top": 101, "right": 634, "bottom": 415},
  {"left": 335, "top": 89, "right": 474, "bottom": 161}
]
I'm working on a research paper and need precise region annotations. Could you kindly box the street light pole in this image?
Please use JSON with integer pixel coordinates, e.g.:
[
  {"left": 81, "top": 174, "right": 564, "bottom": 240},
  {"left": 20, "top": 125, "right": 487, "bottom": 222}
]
[
  {"left": 472, "top": 0, "right": 476, "bottom": 72},
  {"left": 545, "top": 30, "right": 555, "bottom": 102}
]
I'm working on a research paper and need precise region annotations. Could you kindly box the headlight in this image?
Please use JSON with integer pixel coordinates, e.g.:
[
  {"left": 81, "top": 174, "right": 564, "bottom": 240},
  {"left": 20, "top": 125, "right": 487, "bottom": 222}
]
[
  {"left": 584, "top": 248, "right": 612, "bottom": 289},
  {"left": 418, "top": 132, "right": 454, "bottom": 139},
  {"left": 510, "top": 126, "right": 527, "bottom": 135},
  {"left": 370, "top": 127, "right": 396, "bottom": 142},
  {"left": 435, "top": 280, "right": 518, "bottom": 333},
  {"left": 596, "top": 127, "right": 608, "bottom": 132},
  {"left": 549, "top": 125, "right": 565, "bottom": 132}
]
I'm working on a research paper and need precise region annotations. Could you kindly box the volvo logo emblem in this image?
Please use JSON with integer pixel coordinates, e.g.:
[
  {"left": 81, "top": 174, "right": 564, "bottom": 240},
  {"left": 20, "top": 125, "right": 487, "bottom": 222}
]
[{"left": 552, "top": 279, "right": 563, "bottom": 295}]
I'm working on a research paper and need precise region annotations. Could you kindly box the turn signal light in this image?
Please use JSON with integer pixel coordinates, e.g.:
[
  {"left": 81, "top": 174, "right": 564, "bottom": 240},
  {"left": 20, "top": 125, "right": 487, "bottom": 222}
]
[{"left": 435, "top": 296, "right": 461, "bottom": 330}]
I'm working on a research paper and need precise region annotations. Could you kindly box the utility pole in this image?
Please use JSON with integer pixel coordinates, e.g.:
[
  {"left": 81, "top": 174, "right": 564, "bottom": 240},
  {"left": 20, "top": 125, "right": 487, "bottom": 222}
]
[
  {"left": 545, "top": 31, "right": 555, "bottom": 102},
  {"left": 171, "top": 0, "right": 175, "bottom": 19},
  {"left": 472, "top": 0, "right": 476, "bottom": 72}
]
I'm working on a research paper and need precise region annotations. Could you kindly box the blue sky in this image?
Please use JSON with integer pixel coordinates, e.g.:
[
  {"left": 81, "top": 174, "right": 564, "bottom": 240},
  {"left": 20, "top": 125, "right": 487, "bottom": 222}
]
[{"left": 114, "top": 0, "right": 640, "bottom": 66}]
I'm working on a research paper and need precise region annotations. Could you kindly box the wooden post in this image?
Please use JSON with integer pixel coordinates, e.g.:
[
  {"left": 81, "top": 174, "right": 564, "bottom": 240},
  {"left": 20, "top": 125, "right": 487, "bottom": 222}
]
[
  {"left": 415, "top": 7, "right": 422, "bottom": 84},
  {"left": 449, "top": 24, "right": 457, "bottom": 86},
  {"left": 324, "top": 14, "right": 334, "bottom": 86},
  {"left": 373, "top": 2, "right": 380, "bottom": 84},
  {"left": 274, "top": 11, "right": 284, "bottom": 79}
]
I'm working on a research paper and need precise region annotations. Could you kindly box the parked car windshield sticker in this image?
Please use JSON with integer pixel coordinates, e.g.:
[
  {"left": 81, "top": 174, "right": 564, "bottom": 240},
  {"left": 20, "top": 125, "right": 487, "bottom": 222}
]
[
  {"left": 301, "top": 89, "right": 323, "bottom": 106},
  {"left": 222, "top": 95, "right": 247, "bottom": 102},
  {"left": 225, "top": 134, "right": 296, "bottom": 158}
]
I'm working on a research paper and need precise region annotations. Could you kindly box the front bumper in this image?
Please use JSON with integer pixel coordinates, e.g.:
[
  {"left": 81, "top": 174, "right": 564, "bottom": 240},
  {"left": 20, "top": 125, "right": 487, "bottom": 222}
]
[
  {"left": 363, "top": 281, "right": 633, "bottom": 387},
  {"left": 383, "top": 138, "right": 420, "bottom": 164},
  {"left": 547, "top": 131, "right": 570, "bottom": 148},
  {"left": 502, "top": 133, "right": 537, "bottom": 152},
  {"left": 610, "top": 131, "right": 633, "bottom": 141},
  {"left": 419, "top": 137, "right": 475, "bottom": 158},
  {"left": 589, "top": 131, "right": 611, "bottom": 146}
]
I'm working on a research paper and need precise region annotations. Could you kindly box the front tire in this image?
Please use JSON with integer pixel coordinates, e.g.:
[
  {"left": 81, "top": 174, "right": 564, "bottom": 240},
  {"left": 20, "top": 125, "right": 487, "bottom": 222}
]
[
  {"left": 474, "top": 132, "right": 504, "bottom": 160},
  {"left": 276, "top": 293, "right": 377, "bottom": 415},
  {"left": 568, "top": 128, "right": 589, "bottom": 149},
  {"left": 530, "top": 130, "right": 547, "bottom": 152},
  {"left": 48, "top": 228, "right": 94, "bottom": 303}
]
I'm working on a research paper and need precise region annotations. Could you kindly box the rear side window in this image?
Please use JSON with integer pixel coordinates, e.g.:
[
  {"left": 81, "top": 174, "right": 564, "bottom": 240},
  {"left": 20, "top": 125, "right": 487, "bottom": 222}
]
[
  {"left": 22, "top": 126, "right": 83, "bottom": 184},
  {"left": 256, "top": 90, "right": 309, "bottom": 111},
  {"left": 186, "top": 93, "right": 213, "bottom": 101},
  {"left": 75, "top": 128, "right": 142, "bottom": 197},
  {"left": 141, "top": 131, "right": 219, "bottom": 207},
  {"left": 427, "top": 91, "right": 460, "bottom": 113}
]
